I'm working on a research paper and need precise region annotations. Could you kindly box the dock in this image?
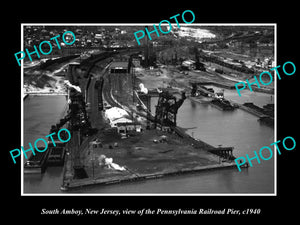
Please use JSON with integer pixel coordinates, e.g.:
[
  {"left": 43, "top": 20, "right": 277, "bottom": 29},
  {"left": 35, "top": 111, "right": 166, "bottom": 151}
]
[
  {"left": 60, "top": 124, "right": 241, "bottom": 191},
  {"left": 58, "top": 51, "right": 247, "bottom": 192}
]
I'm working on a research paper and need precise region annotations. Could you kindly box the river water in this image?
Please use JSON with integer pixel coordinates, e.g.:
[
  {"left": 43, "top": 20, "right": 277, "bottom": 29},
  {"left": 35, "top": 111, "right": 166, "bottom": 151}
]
[
  {"left": 23, "top": 95, "right": 68, "bottom": 193},
  {"left": 23, "top": 88, "right": 275, "bottom": 194}
]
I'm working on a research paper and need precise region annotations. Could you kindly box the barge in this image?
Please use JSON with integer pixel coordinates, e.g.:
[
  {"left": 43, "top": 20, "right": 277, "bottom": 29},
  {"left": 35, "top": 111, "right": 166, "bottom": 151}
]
[
  {"left": 240, "top": 102, "right": 274, "bottom": 118},
  {"left": 210, "top": 98, "right": 235, "bottom": 111},
  {"left": 258, "top": 116, "right": 274, "bottom": 127},
  {"left": 24, "top": 147, "right": 50, "bottom": 174},
  {"left": 46, "top": 125, "right": 69, "bottom": 166}
]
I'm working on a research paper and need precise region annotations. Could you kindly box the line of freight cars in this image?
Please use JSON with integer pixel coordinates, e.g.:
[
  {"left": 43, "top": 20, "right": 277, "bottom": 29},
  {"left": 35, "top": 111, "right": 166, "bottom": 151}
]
[{"left": 200, "top": 54, "right": 255, "bottom": 74}]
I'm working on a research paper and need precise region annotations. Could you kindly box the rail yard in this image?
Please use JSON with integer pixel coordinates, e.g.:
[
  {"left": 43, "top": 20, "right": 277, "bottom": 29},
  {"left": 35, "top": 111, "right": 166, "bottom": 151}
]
[
  {"left": 59, "top": 50, "right": 244, "bottom": 190},
  {"left": 23, "top": 25, "right": 275, "bottom": 193}
]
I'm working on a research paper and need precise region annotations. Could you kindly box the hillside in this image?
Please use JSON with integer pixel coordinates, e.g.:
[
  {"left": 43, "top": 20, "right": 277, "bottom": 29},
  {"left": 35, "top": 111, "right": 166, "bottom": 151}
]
[{"left": 23, "top": 58, "right": 78, "bottom": 93}]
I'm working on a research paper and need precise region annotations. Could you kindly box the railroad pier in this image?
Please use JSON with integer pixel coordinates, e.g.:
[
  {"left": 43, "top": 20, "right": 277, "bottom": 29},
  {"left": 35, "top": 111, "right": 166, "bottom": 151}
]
[{"left": 58, "top": 51, "right": 244, "bottom": 191}]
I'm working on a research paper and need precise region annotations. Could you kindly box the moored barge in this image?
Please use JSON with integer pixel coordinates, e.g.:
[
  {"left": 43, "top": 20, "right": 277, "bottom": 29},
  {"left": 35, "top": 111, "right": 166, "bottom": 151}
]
[
  {"left": 24, "top": 147, "right": 50, "bottom": 174},
  {"left": 47, "top": 142, "right": 66, "bottom": 166}
]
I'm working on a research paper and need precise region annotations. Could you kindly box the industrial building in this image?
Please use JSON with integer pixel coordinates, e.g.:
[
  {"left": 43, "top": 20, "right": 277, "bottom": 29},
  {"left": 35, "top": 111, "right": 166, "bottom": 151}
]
[
  {"left": 104, "top": 107, "right": 142, "bottom": 137},
  {"left": 109, "top": 61, "right": 130, "bottom": 73}
]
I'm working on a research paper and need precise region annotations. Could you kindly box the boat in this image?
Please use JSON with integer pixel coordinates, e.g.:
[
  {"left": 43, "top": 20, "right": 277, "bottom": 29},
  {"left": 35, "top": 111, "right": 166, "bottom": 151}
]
[
  {"left": 24, "top": 147, "right": 50, "bottom": 174},
  {"left": 46, "top": 142, "right": 66, "bottom": 166},
  {"left": 240, "top": 102, "right": 266, "bottom": 117},
  {"left": 258, "top": 116, "right": 274, "bottom": 127},
  {"left": 263, "top": 103, "right": 274, "bottom": 117},
  {"left": 208, "top": 88, "right": 236, "bottom": 111},
  {"left": 210, "top": 98, "right": 235, "bottom": 111},
  {"left": 189, "top": 95, "right": 213, "bottom": 103},
  {"left": 45, "top": 120, "right": 69, "bottom": 166}
]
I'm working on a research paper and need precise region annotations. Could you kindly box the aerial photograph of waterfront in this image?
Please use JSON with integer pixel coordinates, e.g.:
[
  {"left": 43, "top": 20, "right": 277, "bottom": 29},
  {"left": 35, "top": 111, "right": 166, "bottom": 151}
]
[{"left": 22, "top": 24, "right": 275, "bottom": 194}]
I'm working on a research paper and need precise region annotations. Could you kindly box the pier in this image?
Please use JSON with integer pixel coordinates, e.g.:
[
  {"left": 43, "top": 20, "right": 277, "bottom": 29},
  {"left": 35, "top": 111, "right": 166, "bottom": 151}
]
[
  {"left": 63, "top": 161, "right": 240, "bottom": 190},
  {"left": 58, "top": 52, "right": 243, "bottom": 191}
]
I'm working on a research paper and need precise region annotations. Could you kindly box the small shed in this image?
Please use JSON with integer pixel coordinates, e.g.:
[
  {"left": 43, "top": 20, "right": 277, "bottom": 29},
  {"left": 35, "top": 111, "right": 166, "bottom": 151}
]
[
  {"left": 182, "top": 59, "right": 195, "bottom": 70},
  {"left": 116, "top": 122, "right": 142, "bottom": 135},
  {"left": 109, "top": 61, "right": 129, "bottom": 73}
]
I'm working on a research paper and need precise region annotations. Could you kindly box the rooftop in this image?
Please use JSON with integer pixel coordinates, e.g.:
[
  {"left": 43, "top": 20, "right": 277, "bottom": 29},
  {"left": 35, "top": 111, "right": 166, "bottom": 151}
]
[{"left": 110, "top": 61, "right": 129, "bottom": 69}]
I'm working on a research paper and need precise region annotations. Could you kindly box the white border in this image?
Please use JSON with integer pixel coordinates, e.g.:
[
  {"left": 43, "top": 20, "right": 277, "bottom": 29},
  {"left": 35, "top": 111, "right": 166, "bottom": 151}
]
[
  {"left": 21, "top": 23, "right": 277, "bottom": 196},
  {"left": 21, "top": 23, "right": 24, "bottom": 195}
]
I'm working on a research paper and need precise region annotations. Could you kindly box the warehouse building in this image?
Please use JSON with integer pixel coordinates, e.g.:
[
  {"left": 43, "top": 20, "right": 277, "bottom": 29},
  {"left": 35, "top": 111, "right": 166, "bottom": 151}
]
[{"left": 109, "top": 61, "right": 130, "bottom": 73}]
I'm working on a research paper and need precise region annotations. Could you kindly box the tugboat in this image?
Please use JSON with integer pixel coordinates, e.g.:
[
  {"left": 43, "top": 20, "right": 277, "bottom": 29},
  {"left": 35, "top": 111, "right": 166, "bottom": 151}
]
[
  {"left": 210, "top": 98, "right": 235, "bottom": 111},
  {"left": 210, "top": 89, "right": 235, "bottom": 111},
  {"left": 258, "top": 103, "right": 274, "bottom": 127}
]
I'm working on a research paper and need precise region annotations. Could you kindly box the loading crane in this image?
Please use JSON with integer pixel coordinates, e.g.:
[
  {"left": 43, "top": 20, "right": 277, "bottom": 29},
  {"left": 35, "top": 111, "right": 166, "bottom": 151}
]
[{"left": 154, "top": 91, "right": 186, "bottom": 127}]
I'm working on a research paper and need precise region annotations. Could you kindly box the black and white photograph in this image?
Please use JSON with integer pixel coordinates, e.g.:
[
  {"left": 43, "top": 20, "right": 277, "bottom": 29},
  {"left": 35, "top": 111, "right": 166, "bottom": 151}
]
[
  {"left": 21, "top": 24, "right": 276, "bottom": 195},
  {"left": 4, "top": 4, "right": 298, "bottom": 220}
]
